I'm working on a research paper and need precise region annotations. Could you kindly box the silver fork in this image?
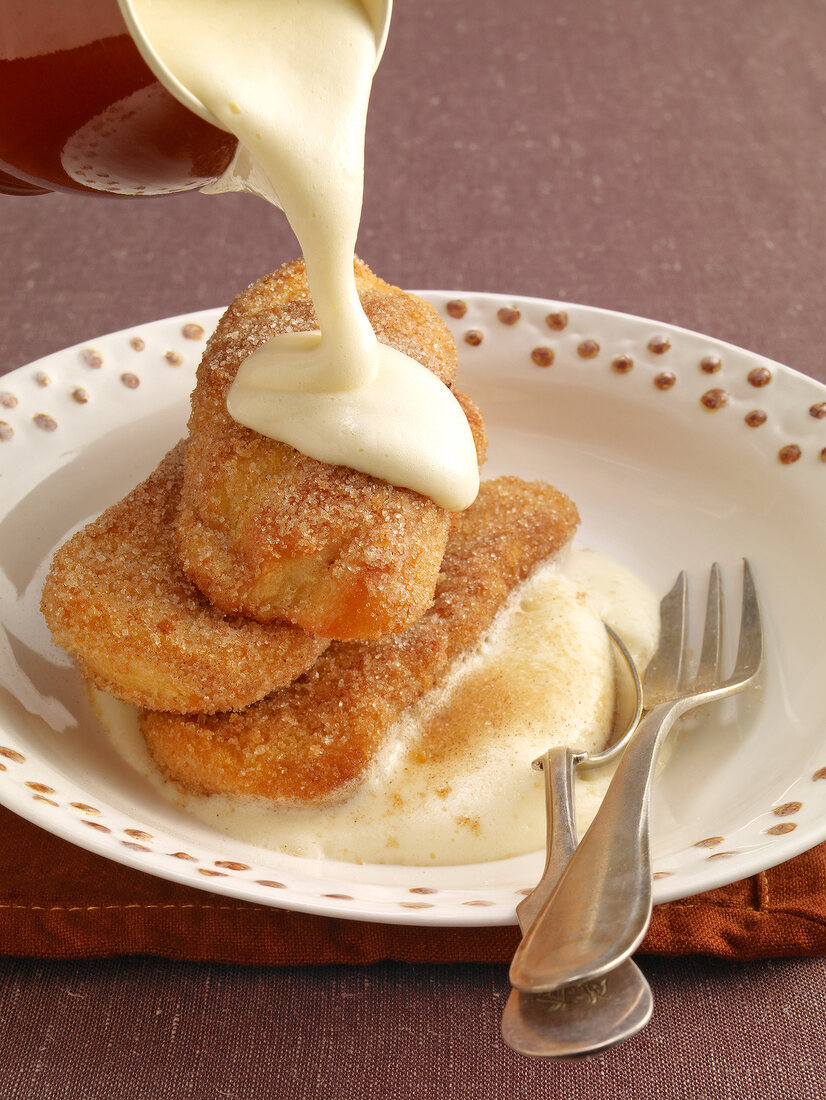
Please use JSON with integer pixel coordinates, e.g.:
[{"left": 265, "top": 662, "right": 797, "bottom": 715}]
[{"left": 509, "top": 560, "right": 764, "bottom": 995}]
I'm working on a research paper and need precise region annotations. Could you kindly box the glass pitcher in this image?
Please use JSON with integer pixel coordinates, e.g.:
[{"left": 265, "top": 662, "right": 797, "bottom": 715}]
[{"left": 0, "top": 0, "right": 391, "bottom": 198}]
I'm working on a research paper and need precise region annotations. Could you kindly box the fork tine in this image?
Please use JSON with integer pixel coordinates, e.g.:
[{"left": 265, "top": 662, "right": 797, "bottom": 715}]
[
  {"left": 641, "top": 571, "right": 687, "bottom": 706},
  {"left": 731, "top": 559, "right": 763, "bottom": 681},
  {"left": 695, "top": 563, "right": 723, "bottom": 690}
]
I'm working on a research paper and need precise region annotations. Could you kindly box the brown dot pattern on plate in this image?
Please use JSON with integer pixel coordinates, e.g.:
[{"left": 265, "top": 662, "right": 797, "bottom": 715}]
[
  {"left": 545, "top": 311, "right": 568, "bottom": 331},
  {"left": 531, "top": 346, "right": 554, "bottom": 367},
  {"left": 647, "top": 335, "right": 671, "bottom": 355},
  {"left": 323, "top": 893, "right": 354, "bottom": 901},
  {"left": 0, "top": 422, "right": 12, "bottom": 442},
  {"left": 809, "top": 402, "right": 826, "bottom": 420},
  {"left": 81, "top": 348, "right": 103, "bottom": 368},
  {"left": 71, "top": 387, "right": 89, "bottom": 404},
  {"left": 122, "top": 841, "right": 150, "bottom": 852},
  {"left": 700, "top": 388, "right": 728, "bottom": 411},
  {"left": 409, "top": 887, "right": 438, "bottom": 895},
  {"left": 694, "top": 836, "right": 724, "bottom": 848},
  {"left": 700, "top": 355, "right": 722, "bottom": 374},
  {"left": 399, "top": 902, "right": 435, "bottom": 909},
  {"left": 767, "top": 822, "right": 797, "bottom": 835},
  {"left": 165, "top": 350, "right": 184, "bottom": 366},
  {"left": 83, "top": 821, "right": 111, "bottom": 833},
  {"left": 255, "top": 880, "right": 286, "bottom": 889},
  {"left": 813, "top": 767, "right": 826, "bottom": 781},
  {"left": 611, "top": 354, "right": 633, "bottom": 374},
  {"left": 215, "top": 861, "right": 250, "bottom": 871},
  {"left": 464, "top": 330, "right": 483, "bottom": 347},
  {"left": 0, "top": 747, "right": 25, "bottom": 764},
  {"left": 124, "top": 829, "right": 152, "bottom": 840},
  {"left": 25, "top": 782, "right": 55, "bottom": 794},
  {"left": 497, "top": 306, "right": 520, "bottom": 326},
  {"left": 516, "top": 888, "right": 532, "bottom": 896},
  {"left": 745, "top": 409, "right": 767, "bottom": 427},
  {"left": 130, "top": 336, "right": 146, "bottom": 352},
  {"left": 33, "top": 413, "right": 57, "bottom": 432},
  {"left": 773, "top": 801, "right": 802, "bottom": 816},
  {"left": 652, "top": 871, "right": 673, "bottom": 880},
  {"left": 778, "top": 444, "right": 802, "bottom": 465},
  {"left": 706, "top": 851, "right": 737, "bottom": 860},
  {"left": 821, "top": 448, "right": 826, "bottom": 463},
  {"left": 0, "top": 393, "right": 18, "bottom": 408},
  {"left": 34, "top": 371, "right": 50, "bottom": 387},
  {"left": 182, "top": 322, "right": 205, "bottom": 340},
  {"left": 71, "top": 802, "right": 100, "bottom": 815},
  {"left": 32, "top": 793, "right": 58, "bottom": 805},
  {"left": 748, "top": 367, "right": 772, "bottom": 388},
  {"left": 446, "top": 299, "right": 467, "bottom": 319},
  {"left": 577, "top": 339, "right": 600, "bottom": 359},
  {"left": 198, "top": 868, "right": 227, "bottom": 878},
  {"left": 169, "top": 851, "right": 197, "bottom": 861},
  {"left": 654, "top": 371, "right": 677, "bottom": 390},
  {"left": 461, "top": 899, "right": 494, "bottom": 907},
  {"left": 120, "top": 372, "right": 140, "bottom": 389}
]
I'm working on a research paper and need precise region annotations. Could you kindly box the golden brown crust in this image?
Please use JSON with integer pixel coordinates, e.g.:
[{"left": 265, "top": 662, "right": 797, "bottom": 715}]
[
  {"left": 41, "top": 442, "right": 328, "bottom": 714},
  {"left": 176, "top": 257, "right": 486, "bottom": 641},
  {"left": 142, "top": 477, "right": 579, "bottom": 803}
]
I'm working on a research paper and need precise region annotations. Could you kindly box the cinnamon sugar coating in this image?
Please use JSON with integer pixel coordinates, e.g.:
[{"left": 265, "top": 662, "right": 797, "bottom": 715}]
[
  {"left": 142, "top": 477, "right": 579, "bottom": 804},
  {"left": 176, "top": 257, "right": 487, "bottom": 641},
  {"left": 41, "top": 442, "right": 328, "bottom": 714}
]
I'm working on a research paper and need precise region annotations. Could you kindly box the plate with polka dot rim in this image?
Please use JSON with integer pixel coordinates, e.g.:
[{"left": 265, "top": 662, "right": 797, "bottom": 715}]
[{"left": 0, "top": 294, "right": 825, "bottom": 926}]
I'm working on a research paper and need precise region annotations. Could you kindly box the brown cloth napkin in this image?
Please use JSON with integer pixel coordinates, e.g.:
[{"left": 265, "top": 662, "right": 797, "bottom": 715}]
[{"left": 2, "top": 806, "right": 825, "bottom": 966}]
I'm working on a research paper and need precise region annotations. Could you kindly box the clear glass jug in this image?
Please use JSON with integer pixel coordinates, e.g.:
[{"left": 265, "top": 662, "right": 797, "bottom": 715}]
[
  {"left": 0, "top": 0, "right": 239, "bottom": 196},
  {"left": 0, "top": 0, "right": 391, "bottom": 198}
]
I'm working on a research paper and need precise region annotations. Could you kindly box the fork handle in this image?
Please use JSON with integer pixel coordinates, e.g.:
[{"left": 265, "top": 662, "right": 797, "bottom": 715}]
[{"left": 509, "top": 701, "right": 679, "bottom": 993}]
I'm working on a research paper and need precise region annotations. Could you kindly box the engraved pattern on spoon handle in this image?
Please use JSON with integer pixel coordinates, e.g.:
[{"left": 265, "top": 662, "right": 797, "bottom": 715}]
[{"left": 510, "top": 701, "right": 679, "bottom": 992}]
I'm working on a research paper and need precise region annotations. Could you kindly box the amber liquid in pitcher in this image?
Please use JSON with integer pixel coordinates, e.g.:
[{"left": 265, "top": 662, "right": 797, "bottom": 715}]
[{"left": 0, "top": 13, "right": 236, "bottom": 197}]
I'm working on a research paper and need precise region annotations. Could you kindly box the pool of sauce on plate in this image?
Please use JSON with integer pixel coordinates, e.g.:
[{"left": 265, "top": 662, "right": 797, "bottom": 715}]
[{"left": 95, "top": 550, "right": 659, "bottom": 866}]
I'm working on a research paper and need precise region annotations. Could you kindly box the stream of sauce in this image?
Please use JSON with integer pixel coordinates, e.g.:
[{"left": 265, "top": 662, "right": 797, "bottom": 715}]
[{"left": 129, "top": 0, "right": 479, "bottom": 511}]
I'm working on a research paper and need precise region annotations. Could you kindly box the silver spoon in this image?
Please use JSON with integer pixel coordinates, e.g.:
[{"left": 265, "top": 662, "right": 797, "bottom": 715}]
[{"left": 501, "top": 626, "right": 652, "bottom": 1058}]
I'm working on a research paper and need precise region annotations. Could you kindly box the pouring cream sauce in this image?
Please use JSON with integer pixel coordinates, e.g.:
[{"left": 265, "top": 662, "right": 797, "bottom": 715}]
[{"left": 128, "top": 0, "right": 479, "bottom": 511}]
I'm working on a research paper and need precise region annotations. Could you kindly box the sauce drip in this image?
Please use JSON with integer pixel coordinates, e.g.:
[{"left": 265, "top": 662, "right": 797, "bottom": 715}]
[{"left": 129, "top": 0, "right": 479, "bottom": 510}]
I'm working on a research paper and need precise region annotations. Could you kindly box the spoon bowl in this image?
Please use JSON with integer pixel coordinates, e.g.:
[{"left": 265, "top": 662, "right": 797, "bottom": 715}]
[{"left": 556, "top": 625, "right": 643, "bottom": 776}]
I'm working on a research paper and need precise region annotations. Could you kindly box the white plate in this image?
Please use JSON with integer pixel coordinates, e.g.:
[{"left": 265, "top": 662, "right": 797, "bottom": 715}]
[{"left": 0, "top": 293, "right": 825, "bottom": 927}]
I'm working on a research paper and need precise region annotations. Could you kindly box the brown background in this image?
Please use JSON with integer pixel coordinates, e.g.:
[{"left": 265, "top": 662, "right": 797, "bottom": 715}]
[{"left": 1, "top": 0, "right": 825, "bottom": 1096}]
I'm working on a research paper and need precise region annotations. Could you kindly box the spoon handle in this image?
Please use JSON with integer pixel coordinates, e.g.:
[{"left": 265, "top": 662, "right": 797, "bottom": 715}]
[
  {"left": 510, "top": 702, "right": 678, "bottom": 992},
  {"left": 515, "top": 746, "right": 577, "bottom": 933},
  {"left": 503, "top": 746, "right": 653, "bottom": 1057}
]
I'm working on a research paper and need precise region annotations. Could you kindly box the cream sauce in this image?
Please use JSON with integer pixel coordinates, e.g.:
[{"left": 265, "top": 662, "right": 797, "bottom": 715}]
[
  {"left": 128, "top": 0, "right": 479, "bottom": 511},
  {"left": 96, "top": 549, "right": 660, "bottom": 866}
]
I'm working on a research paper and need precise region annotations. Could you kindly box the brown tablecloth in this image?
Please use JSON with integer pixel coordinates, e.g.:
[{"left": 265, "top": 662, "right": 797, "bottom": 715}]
[{"left": 2, "top": 805, "right": 826, "bottom": 965}]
